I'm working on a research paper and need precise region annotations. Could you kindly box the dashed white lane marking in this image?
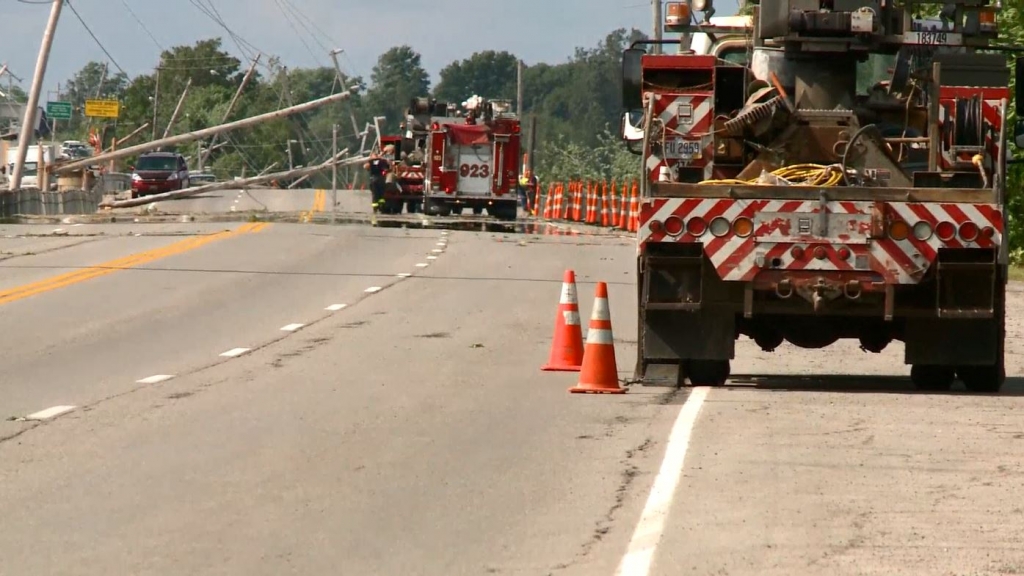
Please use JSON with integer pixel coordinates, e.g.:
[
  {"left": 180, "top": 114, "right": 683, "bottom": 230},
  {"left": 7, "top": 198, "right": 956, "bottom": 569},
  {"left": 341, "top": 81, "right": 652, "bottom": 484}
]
[
  {"left": 436, "top": 242, "right": 446, "bottom": 246},
  {"left": 615, "top": 386, "right": 710, "bottom": 576},
  {"left": 427, "top": 255, "right": 438, "bottom": 260},
  {"left": 415, "top": 263, "right": 429, "bottom": 267},
  {"left": 364, "top": 286, "right": 383, "bottom": 293},
  {"left": 137, "top": 375, "right": 175, "bottom": 384},
  {"left": 280, "top": 323, "right": 305, "bottom": 332},
  {"left": 431, "top": 248, "right": 444, "bottom": 253},
  {"left": 26, "top": 405, "right": 76, "bottom": 421},
  {"left": 441, "top": 231, "right": 449, "bottom": 235},
  {"left": 220, "top": 347, "right": 251, "bottom": 358},
  {"left": 325, "top": 304, "right": 347, "bottom": 311},
  {"left": 397, "top": 273, "right": 412, "bottom": 278}
]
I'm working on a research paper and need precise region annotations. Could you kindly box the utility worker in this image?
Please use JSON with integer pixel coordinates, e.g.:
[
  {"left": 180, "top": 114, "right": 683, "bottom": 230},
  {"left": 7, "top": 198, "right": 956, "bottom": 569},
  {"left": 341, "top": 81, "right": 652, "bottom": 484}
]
[
  {"left": 518, "top": 170, "right": 534, "bottom": 215},
  {"left": 363, "top": 146, "right": 391, "bottom": 213}
]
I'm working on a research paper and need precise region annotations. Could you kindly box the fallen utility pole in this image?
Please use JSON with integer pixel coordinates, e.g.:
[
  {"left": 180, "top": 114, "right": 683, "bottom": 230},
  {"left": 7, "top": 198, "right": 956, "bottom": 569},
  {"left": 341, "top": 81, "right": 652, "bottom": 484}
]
[
  {"left": 54, "top": 88, "right": 357, "bottom": 175},
  {"left": 100, "top": 150, "right": 361, "bottom": 209},
  {"left": 107, "top": 122, "right": 150, "bottom": 151},
  {"left": 200, "top": 53, "right": 261, "bottom": 167},
  {"left": 9, "top": 0, "right": 63, "bottom": 190},
  {"left": 160, "top": 77, "right": 192, "bottom": 145}
]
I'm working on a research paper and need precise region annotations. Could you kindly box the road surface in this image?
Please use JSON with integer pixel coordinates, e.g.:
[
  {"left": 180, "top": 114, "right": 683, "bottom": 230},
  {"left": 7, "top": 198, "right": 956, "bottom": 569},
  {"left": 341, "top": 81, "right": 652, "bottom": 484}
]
[{"left": 2, "top": 189, "right": 1023, "bottom": 575}]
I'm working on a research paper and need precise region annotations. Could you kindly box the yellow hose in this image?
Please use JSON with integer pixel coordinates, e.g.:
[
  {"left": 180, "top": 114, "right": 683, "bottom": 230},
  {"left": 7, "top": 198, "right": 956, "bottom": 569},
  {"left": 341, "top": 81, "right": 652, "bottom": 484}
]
[{"left": 696, "top": 163, "right": 846, "bottom": 187}]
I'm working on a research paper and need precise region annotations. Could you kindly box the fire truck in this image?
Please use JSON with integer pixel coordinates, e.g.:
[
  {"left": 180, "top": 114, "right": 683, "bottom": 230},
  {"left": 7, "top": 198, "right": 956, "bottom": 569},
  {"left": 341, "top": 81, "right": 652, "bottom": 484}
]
[
  {"left": 622, "top": 0, "right": 1019, "bottom": 392},
  {"left": 407, "top": 96, "right": 521, "bottom": 220},
  {"left": 377, "top": 134, "right": 425, "bottom": 214}
]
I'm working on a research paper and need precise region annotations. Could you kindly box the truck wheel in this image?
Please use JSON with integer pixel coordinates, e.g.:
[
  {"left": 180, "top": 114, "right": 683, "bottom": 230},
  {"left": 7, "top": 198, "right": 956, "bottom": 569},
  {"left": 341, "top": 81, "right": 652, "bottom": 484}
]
[
  {"left": 452, "top": 206, "right": 464, "bottom": 216},
  {"left": 910, "top": 365, "right": 955, "bottom": 391},
  {"left": 472, "top": 206, "right": 483, "bottom": 215},
  {"left": 686, "top": 360, "right": 730, "bottom": 386},
  {"left": 406, "top": 200, "right": 422, "bottom": 214}
]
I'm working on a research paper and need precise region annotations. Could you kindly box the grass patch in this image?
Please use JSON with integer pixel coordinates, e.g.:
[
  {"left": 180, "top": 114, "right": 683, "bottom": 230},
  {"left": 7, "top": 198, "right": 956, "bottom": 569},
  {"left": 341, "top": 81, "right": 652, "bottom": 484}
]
[{"left": 1010, "top": 265, "right": 1024, "bottom": 282}]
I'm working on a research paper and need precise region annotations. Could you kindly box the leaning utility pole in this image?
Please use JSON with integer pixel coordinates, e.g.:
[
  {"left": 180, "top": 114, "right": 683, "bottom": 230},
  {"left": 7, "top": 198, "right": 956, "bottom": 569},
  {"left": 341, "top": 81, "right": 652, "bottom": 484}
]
[
  {"left": 328, "top": 49, "right": 361, "bottom": 139},
  {"left": 54, "top": 89, "right": 357, "bottom": 174},
  {"left": 652, "top": 0, "right": 663, "bottom": 54},
  {"left": 331, "top": 123, "right": 338, "bottom": 224},
  {"left": 160, "top": 77, "right": 192, "bottom": 144},
  {"left": 9, "top": 0, "right": 63, "bottom": 191},
  {"left": 516, "top": 60, "right": 524, "bottom": 116},
  {"left": 199, "top": 53, "right": 260, "bottom": 167},
  {"left": 151, "top": 67, "right": 161, "bottom": 141}
]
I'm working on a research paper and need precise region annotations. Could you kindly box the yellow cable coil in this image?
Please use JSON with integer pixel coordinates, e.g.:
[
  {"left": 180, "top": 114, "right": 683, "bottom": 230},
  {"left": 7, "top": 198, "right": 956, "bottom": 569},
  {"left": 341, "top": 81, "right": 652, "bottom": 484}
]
[{"left": 697, "top": 164, "right": 845, "bottom": 187}]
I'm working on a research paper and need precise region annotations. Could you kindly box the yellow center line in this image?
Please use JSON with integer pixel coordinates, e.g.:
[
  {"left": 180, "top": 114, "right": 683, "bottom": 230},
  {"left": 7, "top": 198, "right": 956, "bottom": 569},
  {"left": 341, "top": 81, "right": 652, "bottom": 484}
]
[
  {"left": 302, "top": 190, "right": 326, "bottom": 222},
  {"left": 0, "top": 222, "right": 270, "bottom": 306}
]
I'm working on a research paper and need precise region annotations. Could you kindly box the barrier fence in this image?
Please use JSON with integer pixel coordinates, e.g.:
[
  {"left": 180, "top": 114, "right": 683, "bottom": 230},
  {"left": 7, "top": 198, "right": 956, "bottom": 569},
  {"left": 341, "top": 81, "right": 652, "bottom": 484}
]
[{"left": 530, "top": 180, "right": 641, "bottom": 233}]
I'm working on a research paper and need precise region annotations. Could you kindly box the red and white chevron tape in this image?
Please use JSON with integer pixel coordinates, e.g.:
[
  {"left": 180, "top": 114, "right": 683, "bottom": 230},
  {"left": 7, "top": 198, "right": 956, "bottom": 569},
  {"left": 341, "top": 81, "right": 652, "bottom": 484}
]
[{"left": 638, "top": 198, "right": 1003, "bottom": 284}]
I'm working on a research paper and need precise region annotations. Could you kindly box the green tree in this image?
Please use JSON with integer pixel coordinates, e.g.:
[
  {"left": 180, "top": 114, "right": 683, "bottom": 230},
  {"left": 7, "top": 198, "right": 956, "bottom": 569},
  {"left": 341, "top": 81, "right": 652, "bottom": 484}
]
[
  {"left": 364, "top": 46, "right": 431, "bottom": 133},
  {"left": 434, "top": 51, "right": 520, "bottom": 103},
  {"left": 61, "top": 61, "right": 129, "bottom": 129}
]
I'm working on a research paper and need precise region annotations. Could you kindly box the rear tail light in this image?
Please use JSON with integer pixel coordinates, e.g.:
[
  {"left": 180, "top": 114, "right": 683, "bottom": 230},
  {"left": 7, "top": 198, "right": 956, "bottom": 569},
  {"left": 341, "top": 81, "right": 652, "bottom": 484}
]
[
  {"left": 732, "top": 217, "right": 753, "bottom": 237},
  {"left": 686, "top": 217, "right": 708, "bottom": 236},
  {"left": 935, "top": 221, "right": 957, "bottom": 241},
  {"left": 912, "top": 221, "right": 933, "bottom": 241},
  {"left": 663, "top": 216, "right": 685, "bottom": 236},
  {"left": 790, "top": 246, "right": 805, "bottom": 259},
  {"left": 813, "top": 246, "right": 828, "bottom": 260},
  {"left": 709, "top": 217, "right": 731, "bottom": 237},
  {"left": 958, "top": 221, "right": 980, "bottom": 242},
  {"left": 648, "top": 220, "right": 665, "bottom": 234},
  {"left": 431, "top": 122, "right": 440, "bottom": 130},
  {"left": 888, "top": 220, "right": 910, "bottom": 241},
  {"left": 980, "top": 226, "right": 996, "bottom": 240},
  {"left": 838, "top": 246, "right": 851, "bottom": 260}
]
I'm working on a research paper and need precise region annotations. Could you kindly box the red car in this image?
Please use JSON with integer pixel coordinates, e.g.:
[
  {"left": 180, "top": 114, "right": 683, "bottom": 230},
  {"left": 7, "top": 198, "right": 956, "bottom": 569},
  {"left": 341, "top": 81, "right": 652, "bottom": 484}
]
[{"left": 130, "top": 152, "right": 191, "bottom": 198}]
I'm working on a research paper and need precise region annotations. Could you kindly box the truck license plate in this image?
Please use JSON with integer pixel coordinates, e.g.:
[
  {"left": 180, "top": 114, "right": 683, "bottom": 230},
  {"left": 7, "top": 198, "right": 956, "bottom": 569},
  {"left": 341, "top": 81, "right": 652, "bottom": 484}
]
[
  {"left": 903, "top": 31, "right": 963, "bottom": 46},
  {"left": 664, "top": 139, "right": 702, "bottom": 160}
]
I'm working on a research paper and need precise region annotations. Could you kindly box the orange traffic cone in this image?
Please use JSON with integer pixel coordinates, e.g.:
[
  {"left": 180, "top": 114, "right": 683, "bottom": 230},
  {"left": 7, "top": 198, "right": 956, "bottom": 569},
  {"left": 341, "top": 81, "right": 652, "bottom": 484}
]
[
  {"left": 542, "top": 270, "right": 585, "bottom": 372},
  {"left": 570, "top": 282, "right": 625, "bottom": 394}
]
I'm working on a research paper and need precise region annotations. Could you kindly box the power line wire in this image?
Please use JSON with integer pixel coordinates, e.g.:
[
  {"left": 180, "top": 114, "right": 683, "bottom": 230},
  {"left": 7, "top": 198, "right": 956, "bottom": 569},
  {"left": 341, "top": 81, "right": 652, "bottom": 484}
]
[{"left": 65, "top": 0, "right": 126, "bottom": 75}]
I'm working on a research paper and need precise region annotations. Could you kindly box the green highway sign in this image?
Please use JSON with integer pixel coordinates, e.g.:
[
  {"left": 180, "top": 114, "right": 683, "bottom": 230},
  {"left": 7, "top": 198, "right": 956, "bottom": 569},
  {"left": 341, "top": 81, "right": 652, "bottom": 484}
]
[{"left": 46, "top": 100, "right": 72, "bottom": 120}]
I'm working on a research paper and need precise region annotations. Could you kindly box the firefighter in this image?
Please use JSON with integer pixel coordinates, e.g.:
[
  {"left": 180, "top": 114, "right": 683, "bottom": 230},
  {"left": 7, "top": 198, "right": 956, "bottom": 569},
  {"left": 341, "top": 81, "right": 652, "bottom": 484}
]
[
  {"left": 363, "top": 146, "right": 392, "bottom": 213},
  {"left": 518, "top": 170, "right": 535, "bottom": 215}
]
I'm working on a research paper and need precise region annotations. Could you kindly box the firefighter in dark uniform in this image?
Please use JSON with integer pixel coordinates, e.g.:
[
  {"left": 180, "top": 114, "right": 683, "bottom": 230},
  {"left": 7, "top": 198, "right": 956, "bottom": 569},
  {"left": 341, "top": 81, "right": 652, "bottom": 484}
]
[{"left": 363, "top": 148, "right": 391, "bottom": 213}]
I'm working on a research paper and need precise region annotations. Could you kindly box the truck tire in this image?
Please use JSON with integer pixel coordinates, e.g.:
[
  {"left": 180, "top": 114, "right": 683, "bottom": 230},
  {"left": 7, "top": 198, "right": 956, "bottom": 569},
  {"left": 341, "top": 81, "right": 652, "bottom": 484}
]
[
  {"left": 686, "top": 360, "right": 730, "bottom": 386},
  {"left": 472, "top": 206, "right": 483, "bottom": 215},
  {"left": 910, "top": 365, "right": 955, "bottom": 391},
  {"left": 406, "top": 200, "right": 422, "bottom": 214},
  {"left": 452, "top": 206, "right": 464, "bottom": 216}
]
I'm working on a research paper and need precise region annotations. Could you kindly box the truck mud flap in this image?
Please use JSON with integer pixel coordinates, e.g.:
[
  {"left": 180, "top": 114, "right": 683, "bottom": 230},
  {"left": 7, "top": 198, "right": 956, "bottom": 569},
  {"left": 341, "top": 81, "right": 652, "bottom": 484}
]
[{"left": 636, "top": 252, "right": 735, "bottom": 386}]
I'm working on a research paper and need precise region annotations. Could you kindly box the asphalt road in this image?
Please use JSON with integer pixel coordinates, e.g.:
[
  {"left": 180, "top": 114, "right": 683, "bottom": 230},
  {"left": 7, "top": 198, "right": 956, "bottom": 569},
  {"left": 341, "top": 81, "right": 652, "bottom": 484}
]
[{"left": 2, "top": 190, "right": 1024, "bottom": 575}]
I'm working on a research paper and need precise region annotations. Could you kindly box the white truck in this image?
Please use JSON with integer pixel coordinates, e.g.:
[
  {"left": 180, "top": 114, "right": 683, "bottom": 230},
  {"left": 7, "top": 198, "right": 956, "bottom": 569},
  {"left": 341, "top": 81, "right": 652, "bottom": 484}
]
[{"left": 5, "top": 144, "right": 58, "bottom": 190}]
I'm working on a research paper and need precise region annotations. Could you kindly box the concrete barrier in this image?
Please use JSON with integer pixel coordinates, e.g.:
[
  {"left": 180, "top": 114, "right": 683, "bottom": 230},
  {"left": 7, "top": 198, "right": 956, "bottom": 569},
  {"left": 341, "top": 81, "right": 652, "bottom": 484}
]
[{"left": 0, "top": 188, "right": 104, "bottom": 218}]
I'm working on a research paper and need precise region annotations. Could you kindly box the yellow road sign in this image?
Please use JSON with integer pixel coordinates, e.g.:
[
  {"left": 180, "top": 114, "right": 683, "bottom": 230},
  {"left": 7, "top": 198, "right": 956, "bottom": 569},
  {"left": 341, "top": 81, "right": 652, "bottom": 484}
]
[{"left": 84, "top": 99, "right": 120, "bottom": 118}]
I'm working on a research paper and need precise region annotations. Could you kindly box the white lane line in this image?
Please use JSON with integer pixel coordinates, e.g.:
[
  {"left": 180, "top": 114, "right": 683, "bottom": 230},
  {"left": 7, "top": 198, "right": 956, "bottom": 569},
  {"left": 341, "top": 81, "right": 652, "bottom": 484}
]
[
  {"left": 615, "top": 386, "right": 710, "bottom": 576},
  {"left": 436, "top": 242, "right": 447, "bottom": 246},
  {"left": 396, "top": 273, "right": 412, "bottom": 278},
  {"left": 220, "top": 347, "right": 251, "bottom": 358},
  {"left": 280, "top": 323, "right": 305, "bottom": 332},
  {"left": 431, "top": 248, "right": 444, "bottom": 253},
  {"left": 364, "top": 286, "right": 383, "bottom": 293},
  {"left": 441, "top": 231, "right": 449, "bottom": 235},
  {"left": 137, "top": 374, "right": 175, "bottom": 384},
  {"left": 427, "top": 255, "right": 438, "bottom": 260},
  {"left": 325, "top": 304, "right": 347, "bottom": 311},
  {"left": 415, "top": 263, "right": 429, "bottom": 267},
  {"left": 25, "top": 405, "right": 76, "bottom": 421}
]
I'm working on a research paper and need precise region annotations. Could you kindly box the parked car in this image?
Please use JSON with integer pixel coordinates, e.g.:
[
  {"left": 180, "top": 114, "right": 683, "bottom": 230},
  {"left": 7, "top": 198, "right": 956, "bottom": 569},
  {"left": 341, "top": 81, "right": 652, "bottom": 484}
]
[{"left": 130, "top": 152, "right": 190, "bottom": 198}]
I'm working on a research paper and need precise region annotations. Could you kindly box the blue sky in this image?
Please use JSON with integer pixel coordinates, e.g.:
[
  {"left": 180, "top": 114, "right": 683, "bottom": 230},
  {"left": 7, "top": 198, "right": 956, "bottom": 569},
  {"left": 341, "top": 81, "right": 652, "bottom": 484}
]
[{"left": 3, "top": 0, "right": 738, "bottom": 96}]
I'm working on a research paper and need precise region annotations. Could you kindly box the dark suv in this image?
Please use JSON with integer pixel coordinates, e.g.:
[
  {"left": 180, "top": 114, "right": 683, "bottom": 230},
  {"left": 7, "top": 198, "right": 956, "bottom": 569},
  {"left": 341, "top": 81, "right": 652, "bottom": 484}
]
[{"left": 130, "top": 152, "right": 190, "bottom": 198}]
